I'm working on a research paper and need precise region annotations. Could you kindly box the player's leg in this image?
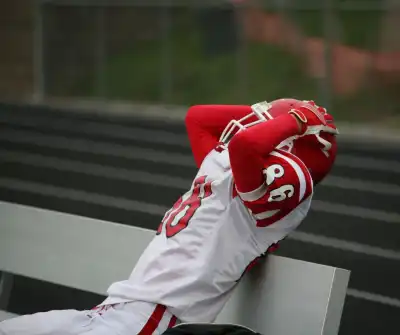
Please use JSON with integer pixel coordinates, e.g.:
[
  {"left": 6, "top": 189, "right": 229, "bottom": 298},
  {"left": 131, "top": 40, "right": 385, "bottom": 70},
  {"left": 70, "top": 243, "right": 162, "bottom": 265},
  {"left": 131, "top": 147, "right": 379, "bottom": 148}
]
[
  {"left": 0, "top": 309, "right": 91, "bottom": 335},
  {"left": 79, "top": 301, "right": 178, "bottom": 335}
]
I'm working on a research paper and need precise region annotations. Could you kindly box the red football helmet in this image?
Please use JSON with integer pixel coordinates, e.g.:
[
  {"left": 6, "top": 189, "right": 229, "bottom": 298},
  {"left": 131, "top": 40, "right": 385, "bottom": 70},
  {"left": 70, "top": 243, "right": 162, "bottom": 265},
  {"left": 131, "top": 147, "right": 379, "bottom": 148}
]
[{"left": 219, "top": 98, "right": 339, "bottom": 185}]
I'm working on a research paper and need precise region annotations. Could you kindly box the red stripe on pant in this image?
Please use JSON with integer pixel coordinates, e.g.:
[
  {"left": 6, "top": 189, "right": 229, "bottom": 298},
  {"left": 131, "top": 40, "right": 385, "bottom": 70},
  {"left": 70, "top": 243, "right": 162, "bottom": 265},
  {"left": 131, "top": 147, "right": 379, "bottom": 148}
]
[
  {"left": 138, "top": 304, "right": 177, "bottom": 335},
  {"left": 168, "top": 315, "right": 178, "bottom": 328}
]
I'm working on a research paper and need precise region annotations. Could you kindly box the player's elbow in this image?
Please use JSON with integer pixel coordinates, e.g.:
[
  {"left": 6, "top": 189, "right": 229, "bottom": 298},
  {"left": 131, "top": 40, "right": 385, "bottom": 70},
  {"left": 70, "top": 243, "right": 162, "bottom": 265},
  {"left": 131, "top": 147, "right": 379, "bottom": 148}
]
[
  {"left": 229, "top": 130, "right": 265, "bottom": 194},
  {"left": 185, "top": 105, "right": 203, "bottom": 128},
  {"left": 228, "top": 130, "right": 258, "bottom": 169},
  {"left": 229, "top": 130, "right": 253, "bottom": 156}
]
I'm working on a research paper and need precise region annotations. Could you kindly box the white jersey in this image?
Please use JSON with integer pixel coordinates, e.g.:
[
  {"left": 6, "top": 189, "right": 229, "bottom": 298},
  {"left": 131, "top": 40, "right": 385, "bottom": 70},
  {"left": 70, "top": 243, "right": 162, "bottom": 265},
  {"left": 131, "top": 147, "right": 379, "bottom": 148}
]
[{"left": 101, "top": 147, "right": 314, "bottom": 323}]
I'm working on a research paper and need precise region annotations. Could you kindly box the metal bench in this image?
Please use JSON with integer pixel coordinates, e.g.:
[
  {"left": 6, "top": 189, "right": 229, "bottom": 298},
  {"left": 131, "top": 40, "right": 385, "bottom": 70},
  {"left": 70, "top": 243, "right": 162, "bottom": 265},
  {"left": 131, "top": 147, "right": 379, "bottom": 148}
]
[{"left": 0, "top": 201, "right": 350, "bottom": 334}]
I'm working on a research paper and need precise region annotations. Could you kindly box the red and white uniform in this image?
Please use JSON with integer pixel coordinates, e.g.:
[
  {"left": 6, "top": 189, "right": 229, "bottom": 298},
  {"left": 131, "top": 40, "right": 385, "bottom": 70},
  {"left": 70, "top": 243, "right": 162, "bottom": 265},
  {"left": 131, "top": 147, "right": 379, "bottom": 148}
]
[
  {"left": 101, "top": 105, "right": 314, "bottom": 324},
  {"left": 1, "top": 103, "right": 334, "bottom": 335}
]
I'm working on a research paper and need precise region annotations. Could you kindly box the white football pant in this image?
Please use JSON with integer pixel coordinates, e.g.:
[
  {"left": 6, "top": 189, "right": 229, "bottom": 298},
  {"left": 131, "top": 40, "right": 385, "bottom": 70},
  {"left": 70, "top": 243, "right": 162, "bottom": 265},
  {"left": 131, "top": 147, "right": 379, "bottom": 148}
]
[{"left": 0, "top": 301, "right": 177, "bottom": 335}]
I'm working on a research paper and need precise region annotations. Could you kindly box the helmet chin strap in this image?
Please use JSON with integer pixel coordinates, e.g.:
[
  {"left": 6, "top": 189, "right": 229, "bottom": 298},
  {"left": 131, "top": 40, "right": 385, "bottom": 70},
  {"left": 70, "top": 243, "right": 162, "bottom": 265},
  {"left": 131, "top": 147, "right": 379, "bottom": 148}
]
[
  {"left": 277, "top": 125, "right": 338, "bottom": 157},
  {"left": 300, "top": 125, "right": 339, "bottom": 157},
  {"left": 316, "top": 134, "right": 332, "bottom": 157}
]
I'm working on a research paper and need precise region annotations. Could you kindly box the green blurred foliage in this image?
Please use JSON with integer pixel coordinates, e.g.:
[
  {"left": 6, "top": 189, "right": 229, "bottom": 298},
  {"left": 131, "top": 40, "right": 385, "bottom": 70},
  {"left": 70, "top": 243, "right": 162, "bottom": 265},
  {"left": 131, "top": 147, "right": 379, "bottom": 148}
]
[{"left": 70, "top": 4, "right": 398, "bottom": 123}]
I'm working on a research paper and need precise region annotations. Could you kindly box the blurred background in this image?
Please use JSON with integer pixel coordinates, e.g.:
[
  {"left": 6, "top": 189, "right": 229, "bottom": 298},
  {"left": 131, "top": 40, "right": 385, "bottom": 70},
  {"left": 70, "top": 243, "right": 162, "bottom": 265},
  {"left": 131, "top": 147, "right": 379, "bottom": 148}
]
[
  {"left": 0, "top": 0, "right": 399, "bottom": 334},
  {"left": 1, "top": 0, "right": 400, "bottom": 121}
]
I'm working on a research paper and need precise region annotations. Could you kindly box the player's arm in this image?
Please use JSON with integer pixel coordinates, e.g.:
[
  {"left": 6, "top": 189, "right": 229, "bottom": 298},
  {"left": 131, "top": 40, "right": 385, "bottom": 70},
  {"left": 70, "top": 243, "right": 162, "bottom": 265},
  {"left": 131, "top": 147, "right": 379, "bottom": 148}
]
[
  {"left": 228, "top": 114, "right": 312, "bottom": 226},
  {"left": 229, "top": 113, "right": 302, "bottom": 194},
  {"left": 185, "top": 105, "right": 252, "bottom": 167}
]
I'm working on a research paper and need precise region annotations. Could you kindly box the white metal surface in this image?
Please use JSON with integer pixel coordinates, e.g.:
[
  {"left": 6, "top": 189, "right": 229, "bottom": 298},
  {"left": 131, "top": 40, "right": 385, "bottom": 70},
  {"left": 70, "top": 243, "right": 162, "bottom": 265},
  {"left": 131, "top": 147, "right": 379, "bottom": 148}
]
[{"left": 0, "top": 201, "right": 350, "bottom": 334}]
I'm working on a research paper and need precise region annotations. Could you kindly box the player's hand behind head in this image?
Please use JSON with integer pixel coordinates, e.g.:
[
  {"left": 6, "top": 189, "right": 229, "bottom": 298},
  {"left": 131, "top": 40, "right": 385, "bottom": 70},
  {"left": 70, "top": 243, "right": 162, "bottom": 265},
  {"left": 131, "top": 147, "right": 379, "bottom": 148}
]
[{"left": 288, "top": 100, "right": 330, "bottom": 135}]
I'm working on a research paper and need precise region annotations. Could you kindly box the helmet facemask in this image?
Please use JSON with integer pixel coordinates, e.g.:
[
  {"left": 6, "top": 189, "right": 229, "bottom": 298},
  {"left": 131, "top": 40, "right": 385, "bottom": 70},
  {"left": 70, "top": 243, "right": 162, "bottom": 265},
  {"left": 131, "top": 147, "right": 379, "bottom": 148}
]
[{"left": 219, "top": 101, "right": 274, "bottom": 145}]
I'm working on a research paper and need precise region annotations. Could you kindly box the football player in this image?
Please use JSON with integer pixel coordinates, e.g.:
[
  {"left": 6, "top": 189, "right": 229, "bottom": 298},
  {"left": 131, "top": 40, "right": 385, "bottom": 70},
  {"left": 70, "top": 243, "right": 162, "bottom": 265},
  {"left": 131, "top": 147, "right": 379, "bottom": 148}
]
[{"left": 0, "top": 99, "right": 338, "bottom": 335}]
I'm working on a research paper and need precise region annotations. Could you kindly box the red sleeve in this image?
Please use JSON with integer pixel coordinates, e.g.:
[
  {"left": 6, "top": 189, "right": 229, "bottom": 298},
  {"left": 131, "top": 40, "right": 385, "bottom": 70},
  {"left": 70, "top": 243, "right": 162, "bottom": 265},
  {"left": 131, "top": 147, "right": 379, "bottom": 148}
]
[
  {"left": 228, "top": 113, "right": 301, "bottom": 193},
  {"left": 235, "top": 149, "right": 313, "bottom": 227},
  {"left": 185, "top": 105, "right": 252, "bottom": 167}
]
